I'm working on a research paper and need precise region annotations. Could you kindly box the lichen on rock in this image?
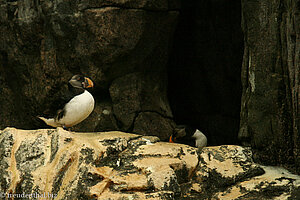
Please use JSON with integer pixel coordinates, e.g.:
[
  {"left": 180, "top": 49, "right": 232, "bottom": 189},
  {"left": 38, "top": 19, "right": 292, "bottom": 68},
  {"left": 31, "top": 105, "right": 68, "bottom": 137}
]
[{"left": 0, "top": 128, "right": 299, "bottom": 199}]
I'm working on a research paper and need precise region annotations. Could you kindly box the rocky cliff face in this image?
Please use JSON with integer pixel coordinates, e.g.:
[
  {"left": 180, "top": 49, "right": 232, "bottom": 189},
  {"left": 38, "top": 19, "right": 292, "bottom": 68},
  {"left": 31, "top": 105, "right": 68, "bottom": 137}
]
[
  {"left": 0, "top": 0, "right": 178, "bottom": 140},
  {"left": 240, "top": 0, "right": 300, "bottom": 174},
  {"left": 0, "top": 128, "right": 299, "bottom": 199},
  {"left": 0, "top": 0, "right": 299, "bottom": 177}
]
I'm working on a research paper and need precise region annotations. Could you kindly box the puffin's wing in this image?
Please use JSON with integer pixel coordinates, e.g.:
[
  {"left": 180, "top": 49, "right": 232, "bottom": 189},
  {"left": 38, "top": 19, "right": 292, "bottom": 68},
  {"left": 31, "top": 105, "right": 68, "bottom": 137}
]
[{"left": 44, "top": 88, "right": 75, "bottom": 119}]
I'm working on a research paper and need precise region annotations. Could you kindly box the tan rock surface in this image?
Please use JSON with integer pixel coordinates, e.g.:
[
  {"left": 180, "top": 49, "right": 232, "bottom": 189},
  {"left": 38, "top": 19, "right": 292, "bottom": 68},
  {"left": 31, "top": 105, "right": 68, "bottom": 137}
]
[{"left": 0, "top": 128, "right": 299, "bottom": 199}]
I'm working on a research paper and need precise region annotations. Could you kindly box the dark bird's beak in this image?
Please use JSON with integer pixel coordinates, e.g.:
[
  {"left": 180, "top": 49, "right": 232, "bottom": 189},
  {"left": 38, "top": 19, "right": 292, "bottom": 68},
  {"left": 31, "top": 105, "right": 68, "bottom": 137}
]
[{"left": 84, "top": 77, "right": 94, "bottom": 88}]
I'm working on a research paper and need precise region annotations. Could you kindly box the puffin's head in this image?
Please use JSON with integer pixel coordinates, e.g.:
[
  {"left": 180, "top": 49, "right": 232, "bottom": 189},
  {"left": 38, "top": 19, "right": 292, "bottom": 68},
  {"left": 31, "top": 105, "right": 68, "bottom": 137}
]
[
  {"left": 169, "top": 125, "right": 187, "bottom": 143},
  {"left": 69, "top": 75, "right": 94, "bottom": 89},
  {"left": 169, "top": 125, "right": 207, "bottom": 148}
]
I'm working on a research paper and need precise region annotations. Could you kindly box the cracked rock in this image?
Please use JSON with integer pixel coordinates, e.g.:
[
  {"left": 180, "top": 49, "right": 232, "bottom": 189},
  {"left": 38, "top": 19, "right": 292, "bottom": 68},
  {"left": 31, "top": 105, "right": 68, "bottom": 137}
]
[{"left": 0, "top": 128, "right": 299, "bottom": 200}]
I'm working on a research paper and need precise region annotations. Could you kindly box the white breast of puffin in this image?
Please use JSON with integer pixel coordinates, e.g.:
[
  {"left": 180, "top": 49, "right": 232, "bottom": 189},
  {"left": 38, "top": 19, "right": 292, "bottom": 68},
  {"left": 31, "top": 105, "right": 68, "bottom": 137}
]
[{"left": 60, "top": 90, "right": 94, "bottom": 127}]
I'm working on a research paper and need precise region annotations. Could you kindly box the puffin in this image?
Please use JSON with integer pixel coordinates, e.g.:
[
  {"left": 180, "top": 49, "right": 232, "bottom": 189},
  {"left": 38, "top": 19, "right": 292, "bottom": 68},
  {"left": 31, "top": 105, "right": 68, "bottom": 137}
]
[
  {"left": 169, "top": 125, "right": 207, "bottom": 149},
  {"left": 39, "top": 74, "right": 95, "bottom": 128}
]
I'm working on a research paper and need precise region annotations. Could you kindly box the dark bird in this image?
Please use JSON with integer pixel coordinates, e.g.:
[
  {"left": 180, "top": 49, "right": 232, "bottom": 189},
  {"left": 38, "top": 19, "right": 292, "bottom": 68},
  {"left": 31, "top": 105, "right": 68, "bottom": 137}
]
[
  {"left": 169, "top": 125, "right": 207, "bottom": 148},
  {"left": 39, "top": 75, "right": 94, "bottom": 128}
]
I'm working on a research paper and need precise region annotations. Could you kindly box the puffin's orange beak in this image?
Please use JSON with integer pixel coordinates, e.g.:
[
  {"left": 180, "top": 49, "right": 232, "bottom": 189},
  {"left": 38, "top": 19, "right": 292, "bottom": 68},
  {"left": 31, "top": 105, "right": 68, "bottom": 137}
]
[
  {"left": 84, "top": 77, "right": 94, "bottom": 88},
  {"left": 169, "top": 135, "right": 175, "bottom": 143}
]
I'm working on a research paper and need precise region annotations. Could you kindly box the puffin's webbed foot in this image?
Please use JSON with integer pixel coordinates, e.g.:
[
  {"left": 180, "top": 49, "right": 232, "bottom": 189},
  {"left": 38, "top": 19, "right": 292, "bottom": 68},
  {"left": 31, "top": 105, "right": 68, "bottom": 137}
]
[{"left": 62, "top": 125, "right": 72, "bottom": 131}]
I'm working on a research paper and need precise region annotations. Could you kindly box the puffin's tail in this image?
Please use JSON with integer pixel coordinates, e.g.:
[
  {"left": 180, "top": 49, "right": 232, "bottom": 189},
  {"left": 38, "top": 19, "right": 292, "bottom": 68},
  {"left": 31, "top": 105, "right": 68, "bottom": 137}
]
[{"left": 38, "top": 116, "right": 58, "bottom": 128}]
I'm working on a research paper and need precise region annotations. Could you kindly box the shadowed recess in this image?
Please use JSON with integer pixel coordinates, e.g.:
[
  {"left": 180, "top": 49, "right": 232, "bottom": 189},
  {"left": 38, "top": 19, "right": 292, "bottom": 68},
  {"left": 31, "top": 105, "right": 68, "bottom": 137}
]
[{"left": 167, "top": 0, "right": 244, "bottom": 146}]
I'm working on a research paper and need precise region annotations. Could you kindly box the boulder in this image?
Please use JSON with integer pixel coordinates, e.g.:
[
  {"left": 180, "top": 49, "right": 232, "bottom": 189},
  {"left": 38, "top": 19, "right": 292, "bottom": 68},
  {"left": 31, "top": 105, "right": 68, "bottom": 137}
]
[
  {"left": 109, "top": 72, "right": 174, "bottom": 136},
  {"left": 0, "top": 128, "right": 299, "bottom": 199}
]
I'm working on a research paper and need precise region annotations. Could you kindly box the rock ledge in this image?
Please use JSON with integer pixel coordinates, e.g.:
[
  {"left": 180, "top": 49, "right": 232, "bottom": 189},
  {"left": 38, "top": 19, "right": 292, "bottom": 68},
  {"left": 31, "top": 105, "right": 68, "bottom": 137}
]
[{"left": 0, "top": 128, "right": 299, "bottom": 199}]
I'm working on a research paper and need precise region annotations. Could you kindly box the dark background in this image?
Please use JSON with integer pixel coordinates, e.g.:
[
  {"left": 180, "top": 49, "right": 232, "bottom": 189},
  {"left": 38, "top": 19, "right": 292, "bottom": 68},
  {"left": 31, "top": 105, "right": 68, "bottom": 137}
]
[{"left": 168, "top": 0, "right": 243, "bottom": 145}]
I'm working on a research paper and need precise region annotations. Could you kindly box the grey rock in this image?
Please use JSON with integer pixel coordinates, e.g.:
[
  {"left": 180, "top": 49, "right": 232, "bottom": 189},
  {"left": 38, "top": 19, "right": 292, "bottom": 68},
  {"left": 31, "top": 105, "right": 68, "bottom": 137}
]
[
  {"left": 15, "top": 133, "right": 46, "bottom": 172},
  {"left": 0, "top": 129, "right": 14, "bottom": 192},
  {"left": 110, "top": 73, "right": 173, "bottom": 135},
  {"left": 133, "top": 111, "right": 175, "bottom": 141},
  {"left": 240, "top": 0, "right": 300, "bottom": 174}
]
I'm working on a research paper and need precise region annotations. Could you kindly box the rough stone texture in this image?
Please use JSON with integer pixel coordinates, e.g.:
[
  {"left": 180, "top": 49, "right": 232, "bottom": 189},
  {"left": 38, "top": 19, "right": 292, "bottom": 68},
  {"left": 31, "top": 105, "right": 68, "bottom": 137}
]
[
  {"left": 0, "top": 128, "right": 299, "bottom": 199},
  {"left": 0, "top": 0, "right": 178, "bottom": 139},
  {"left": 212, "top": 165, "right": 300, "bottom": 200},
  {"left": 109, "top": 72, "right": 174, "bottom": 138},
  {"left": 133, "top": 111, "right": 174, "bottom": 141},
  {"left": 240, "top": 0, "right": 300, "bottom": 174}
]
